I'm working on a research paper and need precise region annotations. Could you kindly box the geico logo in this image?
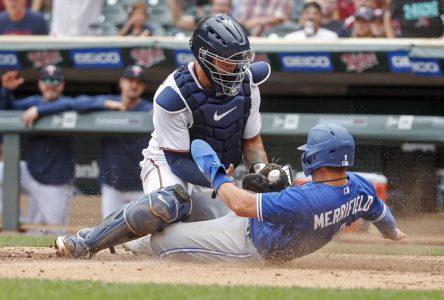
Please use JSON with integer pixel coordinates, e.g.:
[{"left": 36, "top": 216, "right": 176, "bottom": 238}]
[
  {"left": 176, "top": 53, "right": 194, "bottom": 64},
  {"left": 283, "top": 56, "right": 330, "bottom": 67},
  {"left": 411, "top": 61, "right": 439, "bottom": 73},
  {"left": 391, "top": 55, "right": 410, "bottom": 68},
  {"left": 74, "top": 52, "right": 120, "bottom": 64},
  {"left": 0, "top": 54, "right": 18, "bottom": 65}
]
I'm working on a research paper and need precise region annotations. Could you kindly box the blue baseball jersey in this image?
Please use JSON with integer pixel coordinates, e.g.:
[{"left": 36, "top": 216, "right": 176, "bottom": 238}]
[
  {"left": 249, "top": 172, "right": 396, "bottom": 263},
  {"left": 0, "top": 88, "right": 75, "bottom": 185}
]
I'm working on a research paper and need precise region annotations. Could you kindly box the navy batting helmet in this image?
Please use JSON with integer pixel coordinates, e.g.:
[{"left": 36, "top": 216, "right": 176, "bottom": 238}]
[
  {"left": 189, "top": 14, "right": 255, "bottom": 96},
  {"left": 298, "top": 123, "right": 355, "bottom": 176}
]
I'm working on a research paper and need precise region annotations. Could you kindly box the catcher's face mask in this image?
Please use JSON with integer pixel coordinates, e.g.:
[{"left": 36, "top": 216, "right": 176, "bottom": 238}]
[{"left": 199, "top": 48, "right": 255, "bottom": 96}]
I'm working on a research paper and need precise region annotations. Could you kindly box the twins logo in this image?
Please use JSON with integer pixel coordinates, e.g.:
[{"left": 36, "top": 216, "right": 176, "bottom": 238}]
[
  {"left": 340, "top": 53, "right": 378, "bottom": 73},
  {"left": 130, "top": 48, "right": 166, "bottom": 68},
  {"left": 27, "top": 50, "right": 63, "bottom": 68}
]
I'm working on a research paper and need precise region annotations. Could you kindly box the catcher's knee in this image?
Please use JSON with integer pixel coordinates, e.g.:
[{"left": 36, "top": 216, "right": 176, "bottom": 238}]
[{"left": 124, "top": 184, "right": 192, "bottom": 236}]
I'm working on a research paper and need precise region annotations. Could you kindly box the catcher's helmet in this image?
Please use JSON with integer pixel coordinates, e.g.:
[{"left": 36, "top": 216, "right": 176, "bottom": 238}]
[
  {"left": 189, "top": 14, "right": 255, "bottom": 96},
  {"left": 298, "top": 123, "right": 355, "bottom": 176}
]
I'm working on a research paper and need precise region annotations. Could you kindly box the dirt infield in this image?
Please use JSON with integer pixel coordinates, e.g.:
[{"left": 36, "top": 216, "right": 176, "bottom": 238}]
[
  {"left": 1, "top": 196, "right": 443, "bottom": 290},
  {"left": 0, "top": 246, "right": 443, "bottom": 290}
]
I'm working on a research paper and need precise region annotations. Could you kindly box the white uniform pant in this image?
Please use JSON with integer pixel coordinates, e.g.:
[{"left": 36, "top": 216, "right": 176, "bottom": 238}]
[
  {"left": 101, "top": 184, "right": 145, "bottom": 219},
  {"left": 151, "top": 213, "right": 261, "bottom": 263},
  {"left": 0, "top": 161, "right": 73, "bottom": 225},
  {"left": 140, "top": 158, "right": 230, "bottom": 221},
  {"left": 124, "top": 158, "right": 231, "bottom": 253}
]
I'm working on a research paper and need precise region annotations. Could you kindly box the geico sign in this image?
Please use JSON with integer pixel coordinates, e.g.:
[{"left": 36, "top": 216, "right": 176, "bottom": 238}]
[
  {"left": 390, "top": 55, "right": 410, "bottom": 68},
  {"left": 411, "top": 61, "right": 440, "bottom": 73},
  {"left": 0, "top": 54, "right": 18, "bottom": 65},
  {"left": 283, "top": 56, "right": 331, "bottom": 68},
  {"left": 74, "top": 52, "right": 120, "bottom": 64}
]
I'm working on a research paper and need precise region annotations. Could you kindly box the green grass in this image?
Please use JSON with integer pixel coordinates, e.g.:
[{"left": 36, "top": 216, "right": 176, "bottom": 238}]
[
  {"left": 0, "top": 235, "right": 55, "bottom": 247},
  {"left": 0, "top": 279, "right": 443, "bottom": 300}
]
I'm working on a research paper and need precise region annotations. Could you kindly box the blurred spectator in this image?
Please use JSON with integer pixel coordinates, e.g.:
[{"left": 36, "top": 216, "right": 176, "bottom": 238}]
[
  {"left": 167, "top": 0, "right": 210, "bottom": 30},
  {"left": 119, "top": 2, "right": 153, "bottom": 36},
  {"left": 389, "top": 0, "right": 444, "bottom": 37},
  {"left": 170, "top": 0, "right": 232, "bottom": 32},
  {"left": 338, "top": 0, "right": 355, "bottom": 19},
  {"left": 50, "top": 0, "right": 104, "bottom": 36},
  {"left": 19, "top": 65, "right": 153, "bottom": 219},
  {"left": 319, "top": 0, "right": 346, "bottom": 33},
  {"left": 0, "top": 66, "right": 74, "bottom": 231},
  {"left": 351, "top": 5, "right": 375, "bottom": 36},
  {"left": 30, "top": 0, "right": 51, "bottom": 12},
  {"left": 0, "top": 0, "right": 48, "bottom": 35},
  {"left": 284, "top": 1, "right": 338, "bottom": 39},
  {"left": 370, "top": 7, "right": 389, "bottom": 36},
  {"left": 231, "top": 0, "right": 293, "bottom": 36}
]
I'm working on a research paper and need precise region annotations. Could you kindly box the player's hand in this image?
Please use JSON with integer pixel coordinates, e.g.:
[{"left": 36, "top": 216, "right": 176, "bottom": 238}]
[
  {"left": 384, "top": 228, "right": 407, "bottom": 241},
  {"left": 226, "top": 163, "right": 234, "bottom": 177},
  {"left": 21, "top": 106, "right": 39, "bottom": 128},
  {"left": 1, "top": 71, "right": 24, "bottom": 90},
  {"left": 104, "top": 100, "right": 126, "bottom": 111}
]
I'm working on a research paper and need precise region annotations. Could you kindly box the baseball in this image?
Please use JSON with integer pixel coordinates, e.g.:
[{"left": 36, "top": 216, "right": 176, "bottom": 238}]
[{"left": 268, "top": 169, "right": 281, "bottom": 183}]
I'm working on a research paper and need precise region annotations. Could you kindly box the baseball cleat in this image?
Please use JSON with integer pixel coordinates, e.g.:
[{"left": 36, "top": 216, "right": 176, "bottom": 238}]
[
  {"left": 54, "top": 236, "right": 91, "bottom": 259},
  {"left": 76, "top": 228, "right": 92, "bottom": 240}
]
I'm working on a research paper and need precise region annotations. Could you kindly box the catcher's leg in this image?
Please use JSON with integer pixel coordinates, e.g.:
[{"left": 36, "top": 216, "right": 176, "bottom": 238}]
[{"left": 54, "top": 184, "right": 192, "bottom": 258}]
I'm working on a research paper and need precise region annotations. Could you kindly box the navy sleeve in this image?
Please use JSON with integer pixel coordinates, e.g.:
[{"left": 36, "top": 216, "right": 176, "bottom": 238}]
[
  {"left": 163, "top": 150, "right": 211, "bottom": 188},
  {"left": 37, "top": 98, "right": 74, "bottom": 116},
  {"left": 72, "top": 95, "right": 107, "bottom": 112},
  {"left": 0, "top": 87, "right": 15, "bottom": 109},
  {"left": 0, "top": 88, "right": 40, "bottom": 110}
]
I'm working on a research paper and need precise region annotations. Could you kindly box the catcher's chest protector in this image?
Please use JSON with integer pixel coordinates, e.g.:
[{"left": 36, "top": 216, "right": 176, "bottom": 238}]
[{"left": 174, "top": 67, "right": 252, "bottom": 168}]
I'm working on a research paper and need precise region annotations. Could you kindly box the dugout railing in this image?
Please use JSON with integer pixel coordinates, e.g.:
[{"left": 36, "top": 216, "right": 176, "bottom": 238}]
[{"left": 0, "top": 111, "right": 443, "bottom": 230}]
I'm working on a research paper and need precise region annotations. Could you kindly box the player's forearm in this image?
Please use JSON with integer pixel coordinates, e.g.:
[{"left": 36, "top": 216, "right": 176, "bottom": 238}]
[
  {"left": 242, "top": 135, "right": 268, "bottom": 170},
  {"left": 373, "top": 205, "right": 398, "bottom": 239},
  {"left": 218, "top": 182, "right": 258, "bottom": 218}
]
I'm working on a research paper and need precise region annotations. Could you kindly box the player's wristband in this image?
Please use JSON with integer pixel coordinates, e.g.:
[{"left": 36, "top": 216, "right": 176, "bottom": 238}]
[{"left": 212, "top": 171, "right": 232, "bottom": 192}]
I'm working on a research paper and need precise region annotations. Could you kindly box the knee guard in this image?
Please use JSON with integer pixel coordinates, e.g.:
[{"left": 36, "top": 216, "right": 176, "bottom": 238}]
[
  {"left": 125, "top": 184, "right": 192, "bottom": 236},
  {"left": 82, "top": 184, "right": 192, "bottom": 255}
]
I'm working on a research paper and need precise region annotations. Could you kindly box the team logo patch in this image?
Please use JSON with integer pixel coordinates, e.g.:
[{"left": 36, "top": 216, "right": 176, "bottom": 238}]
[
  {"left": 0, "top": 51, "right": 20, "bottom": 69},
  {"left": 27, "top": 50, "right": 63, "bottom": 68},
  {"left": 340, "top": 52, "right": 378, "bottom": 73},
  {"left": 130, "top": 48, "right": 166, "bottom": 68}
]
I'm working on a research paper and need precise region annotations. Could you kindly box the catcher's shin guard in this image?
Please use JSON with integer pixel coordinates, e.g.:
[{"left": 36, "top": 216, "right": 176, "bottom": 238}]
[{"left": 58, "top": 184, "right": 192, "bottom": 258}]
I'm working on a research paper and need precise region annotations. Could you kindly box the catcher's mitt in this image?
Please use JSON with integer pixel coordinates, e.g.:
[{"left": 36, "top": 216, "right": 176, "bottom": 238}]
[{"left": 242, "top": 163, "right": 291, "bottom": 193}]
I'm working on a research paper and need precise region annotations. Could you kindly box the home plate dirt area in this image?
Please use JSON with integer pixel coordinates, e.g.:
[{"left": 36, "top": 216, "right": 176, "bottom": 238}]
[{"left": 1, "top": 196, "right": 443, "bottom": 290}]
